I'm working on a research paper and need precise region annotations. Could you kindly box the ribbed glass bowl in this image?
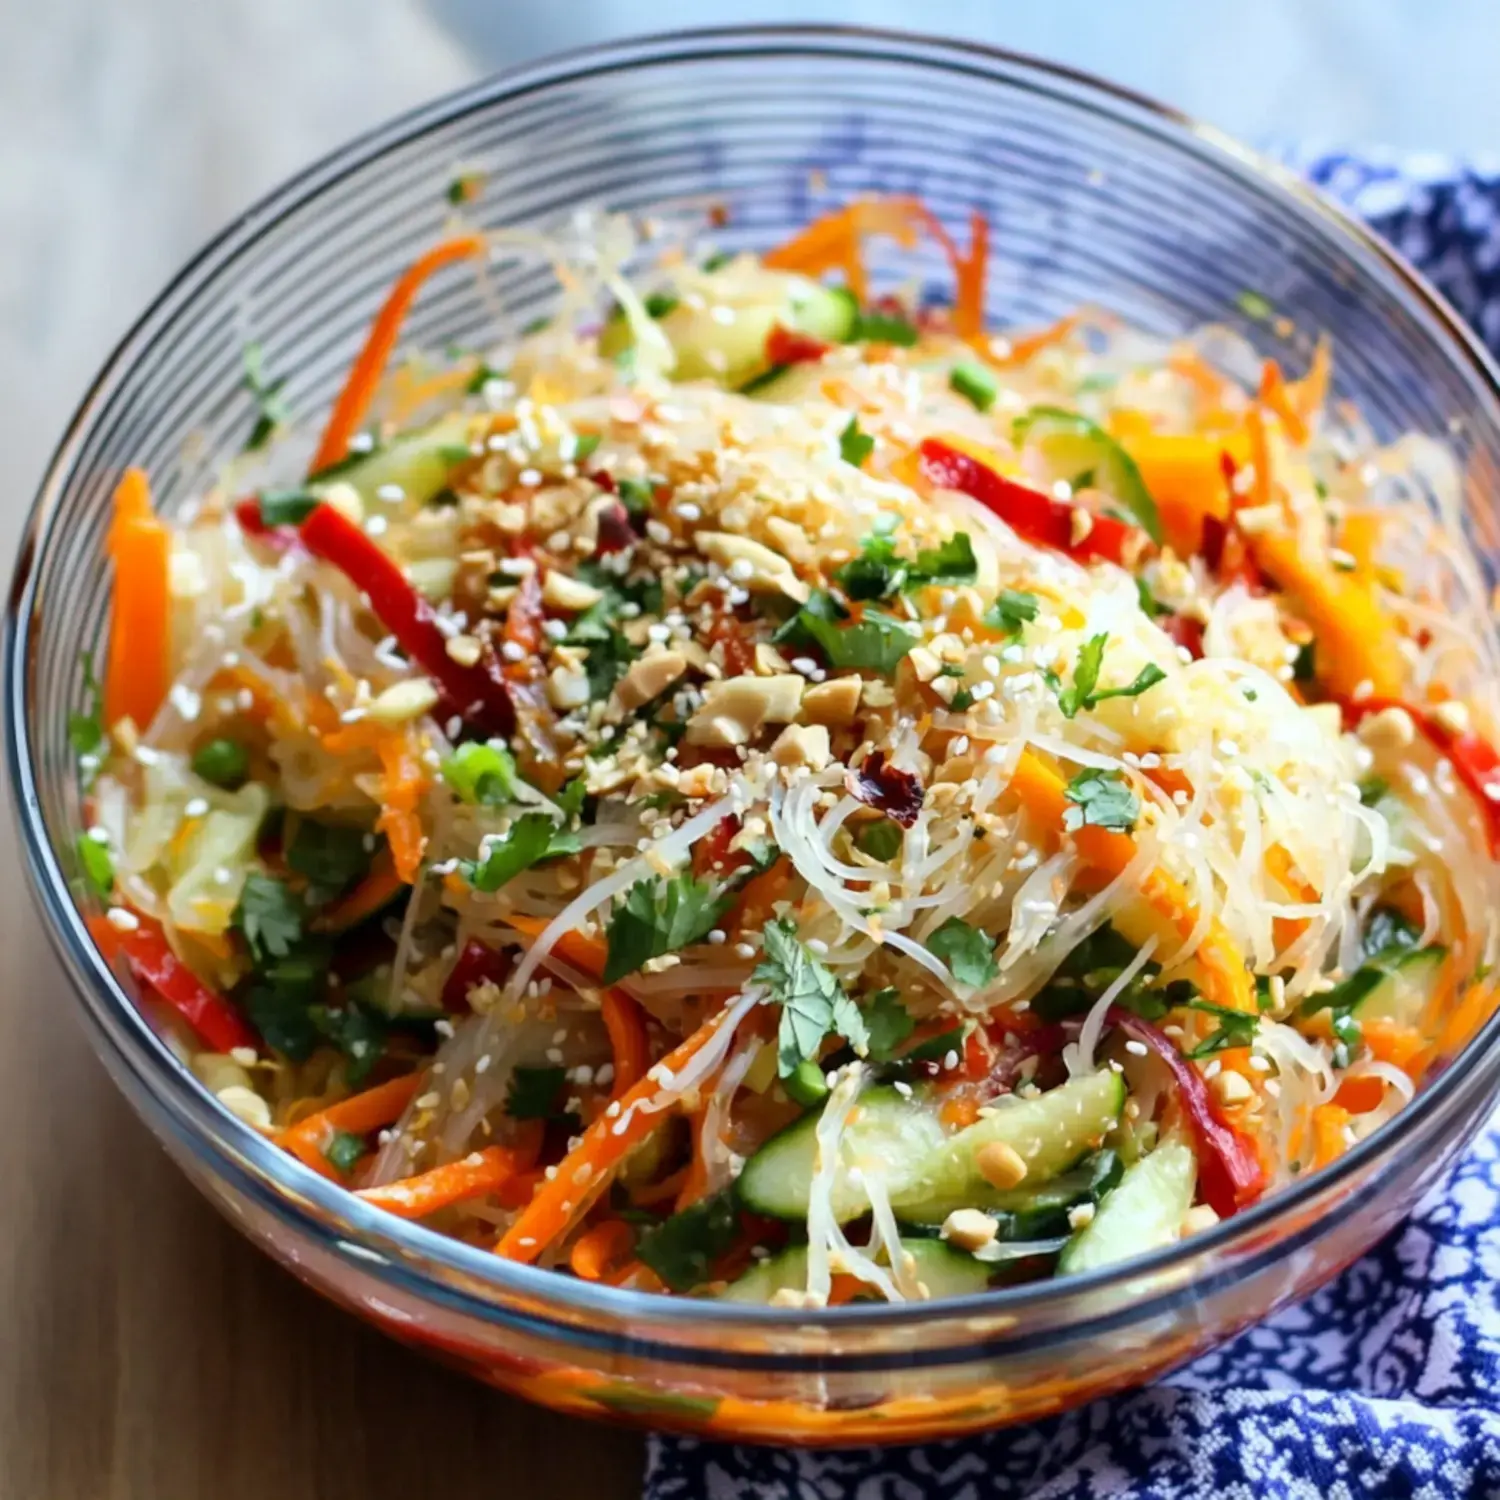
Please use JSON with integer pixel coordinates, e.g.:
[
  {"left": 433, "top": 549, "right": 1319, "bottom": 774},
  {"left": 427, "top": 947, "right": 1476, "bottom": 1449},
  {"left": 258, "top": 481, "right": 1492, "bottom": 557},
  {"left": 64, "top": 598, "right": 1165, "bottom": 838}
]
[{"left": 11, "top": 26, "right": 1500, "bottom": 1445}]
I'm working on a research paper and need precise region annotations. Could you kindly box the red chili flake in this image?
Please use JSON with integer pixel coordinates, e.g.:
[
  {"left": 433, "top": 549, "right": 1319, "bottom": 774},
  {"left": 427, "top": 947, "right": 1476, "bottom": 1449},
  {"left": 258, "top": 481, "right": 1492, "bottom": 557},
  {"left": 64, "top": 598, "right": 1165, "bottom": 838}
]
[
  {"left": 846, "top": 750, "right": 924, "bottom": 827},
  {"left": 1161, "top": 614, "right": 1205, "bottom": 660},
  {"left": 441, "top": 939, "right": 508, "bottom": 1011},
  {"left": 593, "top": 501, "right": 636, "bottom": 556},
  {"left": 764, "top": 324, "right": 831, "bottom": 366}
]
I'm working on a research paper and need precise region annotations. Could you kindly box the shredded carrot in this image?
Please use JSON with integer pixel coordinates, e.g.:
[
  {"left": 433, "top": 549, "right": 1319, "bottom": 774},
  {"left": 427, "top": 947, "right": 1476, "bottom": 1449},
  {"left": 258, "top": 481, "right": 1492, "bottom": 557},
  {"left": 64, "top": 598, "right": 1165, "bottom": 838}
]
[
  {"left": 1333, "top": 1074, "right": 1387, "bottom": 1115},
  {"left": 374, "top": 732, "right": 429, "bottom": 883},
  {"left": 280, "top": 1073, "right": 425, "bottom": 1178},
  {"left": 1243, "top": 403, "right": 1274, "bottom": 513},
  {"left": 357, "top": 1143, "right": 529, "bottom": 1220},
  {"left": 1437, "top": 979, "right": 1500, "bottom": 1061},
  {"left": 505, "top": 911, "right": 609, "bottom": 980},
  {"left": 1361, "top": 1017, "right": 1428, "bottom": 1073},
  {"left": 1010, "top": 750, "right": 1256, "bottom": 1013},
  {"left": 600, "top": 986, "right": 651, "bottom": 1098},
  {"left": 1168, "top": 346, "right": 1232, "bottom": 406},
  {"left": 103, "top": 468, "right": 172, "bottom": 731},
  {"left": 997, "top": 313, "right": 1078, "bottom": 367},
  {"left": 568, "top": 1219, "right": 636, "bottom": 1283},
  {"left": 728, "top": 855, "right": 793, "bottom": 934},
  {"left": 763, "top": 197, "right": 924, "bottom": 303},
  {"left": 313, "top": 850, "right": 406, "bottom": 932},
  {"left": 1121, "top": 431, "right": 1250, "bottom": 556},
  {"left": 630, "top": 1166, "right": 690, "bottom": 1208},
  {"left": 309, "top": 233, "right": 487, "bottom": 473},
  {"left": 1287, "top": 336, "right": 1332, "bottom": 426},
  {"left": 1257, "top": 358, "right": 1308, "bottom": 446},
  {"left": 495, "top": 1002, "right": 749, "bottom": 1263},
  {"left": 1266, "top": 844, "right": 1317, "bottom": 950},
  {"left": 910, "top": 205, "right": 990, "bottom": 340},
  {"left": 1311, "top": 1103, "right": 1351, "bottom": 1169}
]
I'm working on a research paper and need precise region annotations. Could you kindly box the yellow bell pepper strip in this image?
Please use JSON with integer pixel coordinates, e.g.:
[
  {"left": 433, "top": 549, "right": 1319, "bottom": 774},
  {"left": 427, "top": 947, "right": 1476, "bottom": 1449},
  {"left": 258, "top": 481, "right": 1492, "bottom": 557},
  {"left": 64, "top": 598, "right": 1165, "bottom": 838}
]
[
  {"left": 1244, "top": 526, "right": 1404, "bottom": 702},
  {"left": 103, "top": 468, "right": 172, "bottom": 732},
  {"left": 1009, "top": 751, "right": 1256, "bottom": 1014},
  {"left": 1121, "top": 432, "right": 1251, "bottom": 557}
]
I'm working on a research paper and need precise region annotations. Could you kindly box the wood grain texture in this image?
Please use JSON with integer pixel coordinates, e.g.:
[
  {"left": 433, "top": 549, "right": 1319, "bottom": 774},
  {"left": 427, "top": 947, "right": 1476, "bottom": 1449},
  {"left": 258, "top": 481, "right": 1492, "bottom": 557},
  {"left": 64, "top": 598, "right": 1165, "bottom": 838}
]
[
  {"left": 0, "top": 4, "right": 643, "bottom": 1493},
  {"left": 0, "top": 794, "right": 645, "bottom": 1498}
]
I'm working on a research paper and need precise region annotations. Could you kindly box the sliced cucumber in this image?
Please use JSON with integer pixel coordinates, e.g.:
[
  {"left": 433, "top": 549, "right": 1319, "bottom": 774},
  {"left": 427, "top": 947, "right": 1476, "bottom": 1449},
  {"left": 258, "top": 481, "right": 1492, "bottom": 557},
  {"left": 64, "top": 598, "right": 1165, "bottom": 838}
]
[
  {"left": 1357, "top": 945, "right": 1445, "bottom": 1027},
  {"left": 736, "top": 1086, "right": 946, "bottom": 1222},
  {"left": 983, "top": 1149, "right": 1124, "bottom": 1241},
  {"left": 1057, "top": 1138, "right": 1196, "bottom": 1275},
  {"left": 313, "top": 411, "right": 476, "bottom": 511},
  {"left": 599, "top": 265, "right": 856, "bottom": 387},
  {"left": 892, "top": 1070, "right": 1126, "bottom": 1222},
  {"left": 717, "top": 1237, "right": 990, "bottom": 1304},
  {"left": 735, "top": 1071, "right": 1125, "bottom": 1226},
  {"left": 1013, "top": 406, "right": 1163, "bottom": 543}
]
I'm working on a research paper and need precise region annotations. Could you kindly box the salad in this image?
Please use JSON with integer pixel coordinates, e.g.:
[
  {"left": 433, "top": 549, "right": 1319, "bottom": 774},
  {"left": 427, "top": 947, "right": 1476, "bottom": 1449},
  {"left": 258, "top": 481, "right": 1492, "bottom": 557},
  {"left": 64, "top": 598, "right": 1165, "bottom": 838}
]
[{"left": 75, "top": 194, "right": 1500, "bottom": 1305}]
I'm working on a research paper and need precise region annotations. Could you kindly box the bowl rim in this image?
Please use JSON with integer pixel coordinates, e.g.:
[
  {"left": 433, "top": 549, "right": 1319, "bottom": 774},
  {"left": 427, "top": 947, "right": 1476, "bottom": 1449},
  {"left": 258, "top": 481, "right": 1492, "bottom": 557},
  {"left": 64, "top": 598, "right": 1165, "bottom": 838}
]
[{"left": 11, "top": 21, "right": 1500, "bottom": 1347}]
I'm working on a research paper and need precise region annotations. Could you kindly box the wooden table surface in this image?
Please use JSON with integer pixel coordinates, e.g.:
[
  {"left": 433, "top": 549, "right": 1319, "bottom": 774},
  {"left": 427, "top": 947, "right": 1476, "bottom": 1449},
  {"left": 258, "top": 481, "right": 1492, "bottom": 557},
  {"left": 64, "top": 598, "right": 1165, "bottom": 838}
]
[{"left": 0, "top": 790, "right": 645, "bottom": 1497}]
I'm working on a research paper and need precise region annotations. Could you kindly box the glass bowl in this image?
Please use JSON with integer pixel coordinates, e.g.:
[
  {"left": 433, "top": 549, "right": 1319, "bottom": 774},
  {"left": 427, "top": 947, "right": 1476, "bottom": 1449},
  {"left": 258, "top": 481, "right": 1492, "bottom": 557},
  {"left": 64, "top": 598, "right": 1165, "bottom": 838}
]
[{"left": 10, "top": 25, "right": 1500, "bottom": 1446}]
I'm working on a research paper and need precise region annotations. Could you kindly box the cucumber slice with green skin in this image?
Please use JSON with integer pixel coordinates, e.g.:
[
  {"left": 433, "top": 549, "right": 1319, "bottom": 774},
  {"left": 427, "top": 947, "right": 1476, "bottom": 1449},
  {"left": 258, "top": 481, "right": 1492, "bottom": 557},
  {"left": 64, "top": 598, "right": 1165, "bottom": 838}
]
[
  {"left": 892, "top": 1070, "right": 1126, "bottom": 1223},
  {"left": 983, "top": 1149, "right": 1125, "bottom": 1241},
  {"left": 1057, "top": 1138, "right": 1197, "bottom": 1275},
  {"left": 598, "top": 268, "right": 857, "bottom": 387},
  {"left": 737, "top": 1085, "right": 947, "bottom": 1222},
  {"left": 716, "top": 1237, "right": 991, "bottom": 1304},
  {"left": 1357, "top": 945, "right": 1445, "bottom": 1027},
  {"left": 1012, "top": 405, "right": 1163, "bottom": 543},
  {"left": 313, "top": 411, "right": 476, "bottom": 511},
  {"left": 735, "top": 1070, "right": 1125, "bottom": 1225}
]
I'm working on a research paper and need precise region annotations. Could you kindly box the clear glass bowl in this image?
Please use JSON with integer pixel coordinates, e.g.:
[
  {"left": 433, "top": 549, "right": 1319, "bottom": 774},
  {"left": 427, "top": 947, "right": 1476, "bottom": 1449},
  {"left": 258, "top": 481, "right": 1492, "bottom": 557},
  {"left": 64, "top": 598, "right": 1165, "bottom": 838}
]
[{"left": 10, "top": 26, "right": 1500, "bottom": 1445}]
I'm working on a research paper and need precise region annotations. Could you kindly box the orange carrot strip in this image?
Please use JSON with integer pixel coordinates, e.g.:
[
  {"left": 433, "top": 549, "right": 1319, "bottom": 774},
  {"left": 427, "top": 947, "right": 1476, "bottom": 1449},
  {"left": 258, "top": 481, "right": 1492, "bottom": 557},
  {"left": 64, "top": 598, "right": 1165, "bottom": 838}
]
[
  {"left": 997, "top": 313, "right": 1078, "bottom": 367},
  {"left": 1009, "top": 751, "right": 1256, "bottom": 1013},
  {"left": 1257, "top": 358, "right": 1308, "bottom": 446},
  {"left": 911, "top": 205, "right": 989, "bottom": 340},
  {"left": 1362, "top": 1017, "right": 1428, "bottom": 1073},
  {"left": 309, "top": 234, "right": 487, "bottom": 473},
  {"left": 568, "top": 1219, "right": 636, "bottom": 1283},
  {"left": 495, "top": 1003, "right": 749, "bottom": 1263},
  {"left": 1288, "top": 336, "right": 1332, "bottom": 426},
  {"left": 727, "top": 855, "right": 793, "bottom": 934},
  {"left": 1121, "top": 432, "right": 1251, "bottom": 557},
  {"left": 1333, "top": 1074, "right": 1387, "bottom": 1115},
  {"left": 103, "top": 468, "right": 172, "bottom": 731},
  {"left": 763, "top": 197, "right": 923, "bottom": 302},
  {"left": 600, "top": 986, "right": 650, "bottom": 1098},
  {"left": 1311, "top": 1103, "right": 1351, "bottom": 1169},
  {"left": 504, "top": 911, "right": 610, "bottom": 981},
  {"left": 375, "top": 732, "right": 429, "bottom": 883},
  {"left": 1266, "top": 843, "right": 1317, "bottom": 950},
  {"left": 357, "top": 1144, "right": 528, "bottom": 1220},
  {"left": 280, "top": 1073, "right": 425, "bottom": 1178},
  {"left": 1244, "top": 403, "right": 1273, "bottom": 512},
  {"left": 313, "top": 849, "right": 406, "bottom": 932}
]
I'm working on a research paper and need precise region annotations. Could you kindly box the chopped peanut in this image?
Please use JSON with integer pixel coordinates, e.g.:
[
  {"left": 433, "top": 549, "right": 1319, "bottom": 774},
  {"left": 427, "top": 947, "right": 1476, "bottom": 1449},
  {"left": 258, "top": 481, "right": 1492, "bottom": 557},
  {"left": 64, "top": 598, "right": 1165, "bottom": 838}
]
[
  {"left": 974, "top": 1140, "right": 1028, "bottom": 1189},
  {"left": 770, "top": 723, "right": 831, "bottom": 771},
  {"left": 801, "top": 676, "right": 862, "bottom": 727},
  {"left": 940, "top": 1207, "right": 998, "bottom": 1252},
  {"left": 614, "top": 649, "right": 688, "bottom": 712}
]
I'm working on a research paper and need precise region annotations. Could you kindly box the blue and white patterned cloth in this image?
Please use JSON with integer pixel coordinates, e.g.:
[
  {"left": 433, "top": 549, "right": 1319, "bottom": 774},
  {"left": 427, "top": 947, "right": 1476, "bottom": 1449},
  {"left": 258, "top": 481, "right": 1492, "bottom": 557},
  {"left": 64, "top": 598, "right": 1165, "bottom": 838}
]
[{"left": 645, "top": 156, "right": 1500, "bottom": 1500}]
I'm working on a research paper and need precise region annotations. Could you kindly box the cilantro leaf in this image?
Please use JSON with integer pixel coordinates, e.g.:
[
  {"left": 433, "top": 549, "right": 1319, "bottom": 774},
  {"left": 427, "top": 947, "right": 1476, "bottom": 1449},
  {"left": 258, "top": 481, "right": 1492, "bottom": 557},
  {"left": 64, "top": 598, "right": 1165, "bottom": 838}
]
[
  {"left": 286, "top": 821, "right": 372, "bottom": 902},
  {"left": 505, "top": 1065, "right": 571, "bottom": 1121},
  {"left": 323, "top": 1130, "right": 366, "bottom": 1175},
  {"left": 910, "top": 532, "right": 977, "bottom": 587},
  {"left": 76, "top": 832, "right": 114, "bottom": 899},
  {"left": 1055, "top": 633, "right": 1164, "bottom": 717},
  {"left": 1185, "top": 999, "right": 1260, "bottom": 1059},
  {"left": 245, "top": 982, "right": 320, "bottom": 1060},
  {"left": 755, "top": 919, "right": 868, "bottom": 1075},
  {"left": 241, "top": 342, "right": 290, "bottom": 453},
  {"left": 1135, "top": 577, "right": 1166, "bottom": 619},
  {"left": 839, "top": 416, "right": 875, "bottom": 468},
  {"left": 1062, "top": 768, "right": 1140, "bottom": 833},
  {"left": 602, "top": 874, "right": 732, "bottom": 984},
  {"left": 309, "top": 1002, "right": 388, "bottom": 1086},
  {"left": 982, "top": 589, "right": 1039, "bottom": 637},
  {"left": 863, "top": 987, "right": 916, "bottom": 1061},
  {"left": 797, "top": 608, "right": 918, "bottom": 676},
  {"left": 68, "top": 650, "right": 105, "bottom": 767},
  {"left": 1056, "top": 633, "right": 1109, "bottom": 718},
  {"left": 441, "top": 741, "right": 520, "bottom": 806},
  {"left": 464, "top": 813, "right": 582, "bottom": 893},
  {"left": 233, "top": 873, "right": 306, "bottom": 963},
  {"left": 833, "top": 532, "right": 903, "bottom": 601},
  {"left": 926, "top": 917, "right": 998, "bottom": 988},
  {"left": 854, "top": 820, "right": 903, "bottom": 861},
  {"left": 635, "top": 1189, "right": 742, "bottom": 1292}
]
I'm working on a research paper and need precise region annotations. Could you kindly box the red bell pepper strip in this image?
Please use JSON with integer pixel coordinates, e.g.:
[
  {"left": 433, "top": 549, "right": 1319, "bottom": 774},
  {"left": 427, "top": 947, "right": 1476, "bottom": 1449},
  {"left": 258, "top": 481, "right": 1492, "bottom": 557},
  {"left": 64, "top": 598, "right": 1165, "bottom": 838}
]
[
  {"left": 765, "top": 324, "right": 831, "bottom": 366},
  {"left": 298, "top": 502, "right": 514, "bottom": 738},
  {"left": 916, "top": 438, "right": 1140, "bottom": 565},
  {"left": 441, "top": 938, "right": 509, "bottom": 1011},
  {"left": 89, "top": 910, "right": 259, "bottom": 1054},
  {"left": 691, "top": 815, "right": 747, "bottom": 879},
  {"left": 1344, "top": 697, "right": 1500, "bottom": 856},
  {"left": 1107, "top": 1007, "right": 1267, "bottom": 1219}
]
